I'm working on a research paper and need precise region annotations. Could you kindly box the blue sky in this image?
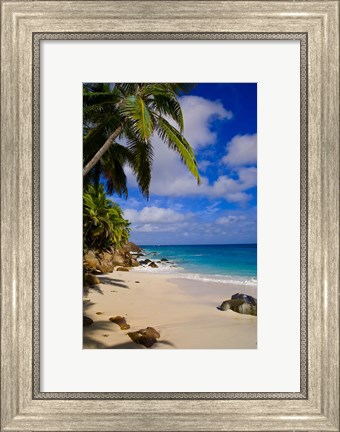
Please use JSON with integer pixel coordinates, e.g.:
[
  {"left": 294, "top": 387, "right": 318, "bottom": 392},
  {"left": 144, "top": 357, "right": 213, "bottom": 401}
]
[{"left": 112, "top": 83, "right": 257, "bottom": 245}]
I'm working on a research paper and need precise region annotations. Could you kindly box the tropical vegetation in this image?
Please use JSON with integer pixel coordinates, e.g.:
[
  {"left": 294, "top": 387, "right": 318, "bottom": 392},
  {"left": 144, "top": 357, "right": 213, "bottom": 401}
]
[
  {"left": 83, "top": 184, "right": 130, "bottom": 250},
  {"left": 83, "top": 83, "right": 200, "bottom": 198},
  {"left": 83, "top": 82, "right": 200, "bottom": 252}
]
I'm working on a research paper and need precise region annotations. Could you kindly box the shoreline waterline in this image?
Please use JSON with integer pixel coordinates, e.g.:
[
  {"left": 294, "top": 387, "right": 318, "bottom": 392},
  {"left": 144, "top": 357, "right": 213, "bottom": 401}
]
[
  {"left": 132, "top": 266, "right": 257, "bottom": 286},
  {"left": 135, "top": 243, "right": 257, "bottom": 286}
]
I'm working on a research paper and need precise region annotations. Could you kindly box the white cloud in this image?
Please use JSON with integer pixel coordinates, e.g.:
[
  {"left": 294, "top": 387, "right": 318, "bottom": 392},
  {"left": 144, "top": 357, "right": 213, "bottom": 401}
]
[
  {"left": 222, "top": 134, "right": 257, "bottom": 166},
  {"left": 124, "top": 95, "right": 256, "bottom": 205},
  {"left": 237, "top": 166, "right": 257, "bottom": 187},
  {"left": 209, "top": 169, "right": 256, "bottom": 201},
  {"left": 198, "top": 159, "right": 212, "bottom": 172},
  {"left": 123, "top": 206, "right": 193, "bottom": 235},
  {"left": 179, "top": 96, "right": 233, "bottom": 148},
  {"left": 124, "top": 206, "right": 191, "bottom": 224},
  {"left": 127, "top": 154, "right": 257, "bottom": 203},
  {"left": 216, "top": 215, "right": 245, "bottom": 225},
  {"left": 128, "top": 209, "right": 257, "bottom": 244},
  {"left": 147, "top": 166, "right": 257, "bottom": 203},
  {"left": 134, "top": 223, "right": 182, "bottom": 233}
]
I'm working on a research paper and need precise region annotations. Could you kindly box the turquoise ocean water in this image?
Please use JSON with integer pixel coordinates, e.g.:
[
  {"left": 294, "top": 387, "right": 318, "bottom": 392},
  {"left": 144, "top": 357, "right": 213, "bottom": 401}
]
[{"left": 137, "top": 244, "right": 257, "bottom": 285}]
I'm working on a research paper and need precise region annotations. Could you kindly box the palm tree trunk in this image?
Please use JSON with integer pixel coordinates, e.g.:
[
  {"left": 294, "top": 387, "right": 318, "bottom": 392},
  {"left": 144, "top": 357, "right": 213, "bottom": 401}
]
[{"left": 83, "top": 125, "right": 123, "bottom": 176}]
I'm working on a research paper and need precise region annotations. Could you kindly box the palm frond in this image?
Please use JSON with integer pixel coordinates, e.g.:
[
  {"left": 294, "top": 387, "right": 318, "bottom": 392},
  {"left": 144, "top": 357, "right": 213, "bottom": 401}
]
[
  {"left": 139, "top": 83, "right": 187, "bottom": 131},
  {"left": 167, "top": 83, "right": 196, "bottom": 95},
  {"left": 126, "top": 135, "right": 153, "bottom": 199},
  {"left": 83, "top": 82, "right": 200, "bottom": 199},
  {"left": 156, "top": 117, "right": 200, "bottom": 184},
  {"left": 120, "top": 95, "right": 154, "bottom": 141},
  {"left": 100, "top": 143, "right": 134, "bottom": 197},
  {"left": 83, "top": 115, "right": 122, "bottom": 161},
  {"left": 153, "top": 94, "right": 184, "bottom": 131}
]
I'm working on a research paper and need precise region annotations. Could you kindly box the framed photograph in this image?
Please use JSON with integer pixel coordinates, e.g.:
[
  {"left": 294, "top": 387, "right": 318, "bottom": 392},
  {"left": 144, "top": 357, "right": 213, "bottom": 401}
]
[
  {"left": 1, "top": 1, "right": 339, "bottom": 431},
  {"left": 82, "top": 81, "right": 258, "bottom": 351}
]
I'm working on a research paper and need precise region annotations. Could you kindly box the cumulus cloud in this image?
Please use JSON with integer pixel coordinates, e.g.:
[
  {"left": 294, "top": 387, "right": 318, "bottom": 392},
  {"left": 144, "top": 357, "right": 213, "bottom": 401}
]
[
  {"left": 222, "top": 134, "right": 257, "bottom": 166},
  {"left": 127, "top": 208, "right": 257, "bottom": 245},
  {"left": 124, "top": 206, "right": 191, "bottom": 224},
  {"left": 134, "top": 223, "right": 184, "bottom": 233},
  {"left": 147, "top": 166, "right": 257, "bottom": 203},
  {"left": 122, "top": 206, "right": 194, "bottom": 236},
  {"left": 237, "top": 166, "right": 257, "bottom": 186},
  {"left": 124, "top": 95, "right": 256, "bottom": 205},
  {"left": 123, "top": 205, "right": 253, "bottom": 239},
  {"left": 179, "top": 96, "right": 233, "bottom": 148},
  {"left": 208, "top": 167, "right": 257, "bottom": 202}
]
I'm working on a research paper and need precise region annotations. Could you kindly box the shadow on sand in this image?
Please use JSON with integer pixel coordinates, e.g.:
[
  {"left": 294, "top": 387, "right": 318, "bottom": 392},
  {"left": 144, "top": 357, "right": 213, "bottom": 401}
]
[
  {"left": 83, "top": 275, "right": 175, "bottom": 349},
  {"left": 83, "top": 328, "right": 176, "bottom": 349},
  {"left": 83, "top": 284, "right": 104, "bottom": 296},
  {"left": 83, "top": 277, "right": 129, "bottom": 297},
  {"left": 83, "top": 299, "right": 96, "bottom": 314},
  {"left": 97, "top": 276, "right": 129, "bottom": 289}
]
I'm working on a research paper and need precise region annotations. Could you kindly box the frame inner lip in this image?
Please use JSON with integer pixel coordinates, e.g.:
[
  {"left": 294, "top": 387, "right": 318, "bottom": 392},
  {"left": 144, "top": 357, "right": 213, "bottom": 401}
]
[{"left": 31, "top": 31, "right": 308, "bottom": 400}]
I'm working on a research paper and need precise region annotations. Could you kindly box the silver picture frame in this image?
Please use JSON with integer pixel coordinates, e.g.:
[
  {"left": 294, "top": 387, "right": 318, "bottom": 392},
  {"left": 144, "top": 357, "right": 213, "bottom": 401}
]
[{"left": 1, "top": 1, "right": 339, "bottom": 431}]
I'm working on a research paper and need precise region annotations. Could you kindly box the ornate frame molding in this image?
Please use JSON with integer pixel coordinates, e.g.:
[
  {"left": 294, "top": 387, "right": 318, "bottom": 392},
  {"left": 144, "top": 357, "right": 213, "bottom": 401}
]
[{"left": 1, "top": 2, "right": 338, "bottom": 431}]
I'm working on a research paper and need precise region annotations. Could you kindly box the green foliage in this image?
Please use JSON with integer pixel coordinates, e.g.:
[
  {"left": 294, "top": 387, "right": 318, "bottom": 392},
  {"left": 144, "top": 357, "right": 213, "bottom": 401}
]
[
  {"left": 83, "top": 83, "right": 200, "bottom": 199},
  {"left": 83, "top": 184, "right": 130, "bottom": 250}
]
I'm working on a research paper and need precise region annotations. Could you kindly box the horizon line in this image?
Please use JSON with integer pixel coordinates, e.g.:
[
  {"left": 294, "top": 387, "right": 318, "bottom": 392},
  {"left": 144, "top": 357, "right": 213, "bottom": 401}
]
[{"left": 138, "top": 243, "right": 257, "bottom": 247}]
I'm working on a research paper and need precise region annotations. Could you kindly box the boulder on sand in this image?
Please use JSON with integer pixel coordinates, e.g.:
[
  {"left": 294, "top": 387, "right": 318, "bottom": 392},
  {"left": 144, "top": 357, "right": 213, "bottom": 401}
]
[
  {"left": 83, "top": 316, "right": 94, "bottom": 327},
  {"left": 127, "top": 327, "right": 160, "bottom": 348},
  {"left": 148, "top": 261, "right": 158, "bottom": 268},
  {"left": 109, "top": 316, "right": 130, "bottom": 330},
  {"left": 84, "top": 273, "right": 100, "bottom": 285},
  {"left": 161, "top": 258, "right": 169, "bottom": 262},
  {"left": 217, "top": 293, "right": 257, "bottom": 316},
  {"left": 231, "top": 292, "right": 257, "bottom": 305},
  {"left": 83, "top": 250, "right": 99, "bottom": 271}
]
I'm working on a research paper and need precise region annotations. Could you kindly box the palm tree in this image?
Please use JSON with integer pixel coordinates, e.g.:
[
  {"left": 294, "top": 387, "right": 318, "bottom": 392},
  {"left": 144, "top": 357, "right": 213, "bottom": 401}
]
[
  {"left": 83, "top": 83, "right": 132, "bottom": 197},
  {"left": 83, "top": 184, "right": 130, "bottom": 250},
  {"left": 83, "top": 83, "right": 200, "bottom": 198}
]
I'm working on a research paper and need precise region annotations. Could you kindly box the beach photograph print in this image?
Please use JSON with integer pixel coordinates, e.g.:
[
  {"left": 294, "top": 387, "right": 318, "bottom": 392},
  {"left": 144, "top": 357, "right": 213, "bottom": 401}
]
[{"left": 83, "top": 83, "right": 257, "bottom": 349}]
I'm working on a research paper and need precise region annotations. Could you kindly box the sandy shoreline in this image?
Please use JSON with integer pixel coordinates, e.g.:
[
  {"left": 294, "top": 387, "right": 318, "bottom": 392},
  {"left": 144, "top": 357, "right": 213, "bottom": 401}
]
[{"left": 83, "top": 270, "right": 257, "bottom": 349}]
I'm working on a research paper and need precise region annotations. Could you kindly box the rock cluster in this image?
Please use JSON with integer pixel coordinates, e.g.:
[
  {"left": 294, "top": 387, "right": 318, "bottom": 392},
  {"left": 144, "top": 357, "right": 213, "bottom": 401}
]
[
  {"left": 83, "top": 242, "right": 141, "bottom": 275},
  {"left": 217, "top": 293, "right": 257, "bottom": 316}
]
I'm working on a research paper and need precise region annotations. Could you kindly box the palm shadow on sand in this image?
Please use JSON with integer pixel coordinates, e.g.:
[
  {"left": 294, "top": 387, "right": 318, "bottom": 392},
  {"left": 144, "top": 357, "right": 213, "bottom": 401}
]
[
  {"left": 83, "top": 299, "right": 95, "bottom": 314},
  {"left": 83, "top": 285, "right": 104, "bottom": 296},
  {"left": 97, "top": 276, "right": 129, "bottom": 289},
  {"left": 83, "top": 277, "right": 129, "bottom": 297}
]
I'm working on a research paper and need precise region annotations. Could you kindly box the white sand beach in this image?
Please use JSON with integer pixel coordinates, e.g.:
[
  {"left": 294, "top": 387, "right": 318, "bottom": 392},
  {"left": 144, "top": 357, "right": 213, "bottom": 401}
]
[{"left": 83, "top": 270, "right": 257, "bottom": 349}]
